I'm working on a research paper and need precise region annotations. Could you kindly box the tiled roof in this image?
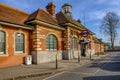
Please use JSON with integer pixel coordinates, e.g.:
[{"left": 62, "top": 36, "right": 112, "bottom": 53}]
[
  {"left": 26, "top": 8, "right": 60, "bottom": 27},
  {"left": 0, "top": 3, "right": 62, "bottom": 29},
  {"left": 0, "top": 3, "right": 29, "bottom": 26},
  {"left": 56, "top": 11, "right": 95, "bottom": 34},
  {"left": 93, "top": 37, "right": 103, "bottom": 43},
  {"left": 56, "top": 11, "right": 84, "bottom": 28}
]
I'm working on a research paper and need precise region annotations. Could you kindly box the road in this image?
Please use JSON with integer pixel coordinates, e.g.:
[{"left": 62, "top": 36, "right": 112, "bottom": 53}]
[
  {"left": 20, "top": 52, "right": 120, "bottom": 80},
  {"left": 42, "top": 52, "right": 120, "bottom": 80}
]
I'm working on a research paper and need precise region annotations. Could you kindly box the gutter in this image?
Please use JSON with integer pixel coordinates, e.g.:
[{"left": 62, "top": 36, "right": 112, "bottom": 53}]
[
  {"left": 26, "top": 20, "right": 65, "bottom": 31},
  {"left": 64, "top": 23, "right": 84, "bottom": 30},
  {"left": 0, "top": 21, "right": 33, "bottom": 30},
  {"left": 64, "top": 23, "right": 95, "bottom": 35}
]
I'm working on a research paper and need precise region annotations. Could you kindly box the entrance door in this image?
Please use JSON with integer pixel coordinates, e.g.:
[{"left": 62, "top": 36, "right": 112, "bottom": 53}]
[{"left": 80, "top": 43, "right": 87, "bottom": 57}]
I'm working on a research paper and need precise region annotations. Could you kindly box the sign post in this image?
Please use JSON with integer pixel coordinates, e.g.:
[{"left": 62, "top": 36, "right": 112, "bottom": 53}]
[{"left": 82, "top": 30, "right": 89, "bottom": 37}]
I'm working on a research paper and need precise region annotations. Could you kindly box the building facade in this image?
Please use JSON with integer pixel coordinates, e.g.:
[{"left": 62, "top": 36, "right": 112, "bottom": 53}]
[
  {"left": 0, "top": 2, "right": 104, "bottom": 68},
  {"left": 93, "top": 37, "right": 105, "bottom": 55}
]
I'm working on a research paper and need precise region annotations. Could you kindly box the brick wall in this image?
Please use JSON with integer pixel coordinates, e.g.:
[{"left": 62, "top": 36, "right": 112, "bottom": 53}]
[
  {"left": 31, "top": 25, "right": 62, "bottom": 51},
  {"left": 31, "top": 25, "right": 63, "bottom": 63},
  {"left": 0, "top": 26, "right": 30, "bottom": 68}
]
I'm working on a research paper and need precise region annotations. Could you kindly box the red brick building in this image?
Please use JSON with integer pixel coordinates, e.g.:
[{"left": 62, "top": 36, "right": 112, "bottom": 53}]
[
  {"left": 93, "top": 37, "right": 105, "bottom": 55},
  {"left": 0, "top": 2, "right": 104, "bottom": 68}
]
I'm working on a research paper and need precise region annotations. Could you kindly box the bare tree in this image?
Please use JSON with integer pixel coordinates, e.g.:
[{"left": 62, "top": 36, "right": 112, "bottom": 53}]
[{"left": 101, "top": 12, "right": 120, "bottom": 49}]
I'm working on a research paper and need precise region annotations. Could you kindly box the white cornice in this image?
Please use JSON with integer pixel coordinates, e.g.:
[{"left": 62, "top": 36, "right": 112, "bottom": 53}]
[
  {"left": 64, "top": 23, "right": 84, "bottom": 30},
  {"left": 27, "top": 20, "right": 65, "bottom": 30},
  {"left": 0, "top": 21, "right": 33, "bottom": 30},
  {"left": 65, "top": 23, "right": 95, "bottom": 35}
]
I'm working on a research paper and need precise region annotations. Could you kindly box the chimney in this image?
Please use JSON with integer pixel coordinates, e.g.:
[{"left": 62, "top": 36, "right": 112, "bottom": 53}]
[{"left": 46, "top": 2, "right": 56, "bottom": 17}]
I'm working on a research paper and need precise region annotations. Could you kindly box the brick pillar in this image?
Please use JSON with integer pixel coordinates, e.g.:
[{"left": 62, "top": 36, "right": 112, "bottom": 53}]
[
  {"left": 63, "top": 27, "right": 72, "bottom": 59},
  {"left": 31, "top": 25, "right": 42, "bottom": 64}
]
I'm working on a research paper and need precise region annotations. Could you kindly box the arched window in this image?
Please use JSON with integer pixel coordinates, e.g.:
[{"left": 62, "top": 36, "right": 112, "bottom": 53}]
[
  {"left": 72, "top": 37, "right": 77, "bottom": 50},
  {"left": 15, "top": 33, "right": 24, "bottom": 53},
  {"left": 0, "top": 31, "right": 5, "bottom": 54},
  {"left": 46, "top": 34, "right": 57, "bottom": 51}
]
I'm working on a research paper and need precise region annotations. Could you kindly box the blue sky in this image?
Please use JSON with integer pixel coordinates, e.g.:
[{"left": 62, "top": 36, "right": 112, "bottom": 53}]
[{"left": 0, "top": 0, "right": 120, "bottom": 45}]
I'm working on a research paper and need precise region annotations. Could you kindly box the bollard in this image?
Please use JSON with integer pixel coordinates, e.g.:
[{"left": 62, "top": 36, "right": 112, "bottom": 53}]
[
  {"left": 78, "top": 51, "right": 80, "bottom": 63},
  {"left": 90, "top": 51, "right": 91, "bottom": 60},
  {"left": 56, "top": 53, "right": 58, "bottom": 69},
  {"left": 97, "top": 53, "right": 99, "bottom": 57}
]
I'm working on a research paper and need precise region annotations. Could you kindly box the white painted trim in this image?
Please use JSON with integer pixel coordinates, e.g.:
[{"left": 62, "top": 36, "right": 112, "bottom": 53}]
[
  {"left": 0, "top": 21, "right": 33, "bottom": 30},
  {"left": 46, "top": 32, "right": 59, "bottom": 41},
  {"left": 27, "top": 20, "right": 65, "bottom": 30},
  {"left": 65, "top": 23, "right": 84, "bottom": 30},
  {"left": 14, "top": 31, "right": 26, "bottom": 55},
  {"left": 72, "top": 35, "right": 78, "bottom": 39}
]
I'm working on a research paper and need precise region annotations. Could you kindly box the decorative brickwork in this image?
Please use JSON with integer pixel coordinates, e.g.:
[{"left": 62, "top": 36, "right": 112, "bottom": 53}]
[{"left": 31, "top": 24, "right": 63, "bottom": 63}]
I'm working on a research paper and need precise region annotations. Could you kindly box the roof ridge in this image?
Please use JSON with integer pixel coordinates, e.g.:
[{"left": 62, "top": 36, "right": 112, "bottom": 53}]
[
  {"left": 0, "top": 3, "right": 29, "bottom": 15},
  {"left": 60, "top": 11, "right": 70, "bottom": 22},
  {"left": 36, "top": 8, "right": 43, "bottom": 19},
  {"left": 32, "top": 8, "right": 41, "bottom": 20},
  {"left": 27, "top": 8, "right": 59, "bottom": 26},
  {"left": 37, "top": 8, "right": 58, "bottom": 23}
]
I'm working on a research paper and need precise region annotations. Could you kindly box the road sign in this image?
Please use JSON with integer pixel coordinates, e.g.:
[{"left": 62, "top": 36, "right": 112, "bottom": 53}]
[
  {"left": 82, "top": 30, "right": 89, "bottom": 37},
  {"left": 79, "top": 40, "right": 91, "bottom": 44}
]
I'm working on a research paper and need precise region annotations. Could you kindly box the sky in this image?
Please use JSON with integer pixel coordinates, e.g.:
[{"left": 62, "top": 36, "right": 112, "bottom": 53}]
[{"left": 0, "top": 0, "right": 120, "bottom": 45}]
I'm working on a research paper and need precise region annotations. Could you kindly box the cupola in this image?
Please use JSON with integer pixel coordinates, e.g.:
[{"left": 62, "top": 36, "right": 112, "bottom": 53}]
[{"left": 62, "top": 3, "right": 72, "bottom": 17}]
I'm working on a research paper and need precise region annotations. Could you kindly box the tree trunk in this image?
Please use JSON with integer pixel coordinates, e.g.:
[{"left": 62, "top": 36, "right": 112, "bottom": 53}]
[{"left": 111, "top": 42, "right": 114, "bottom": 50}]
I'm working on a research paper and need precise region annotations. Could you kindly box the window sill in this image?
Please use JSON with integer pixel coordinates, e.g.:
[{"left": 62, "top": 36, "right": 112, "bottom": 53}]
[
  {"left": 46, "top": 49, "right": 58, "bottom": 52},
  {"left": 0, "top": 52, "right": 8, "bottom": 56},
  {"left": 15, "top": 51, "right": 25, "bottom": 55},
  {"left": 0, "top": 54, "right": 8, "bottom": 56}
]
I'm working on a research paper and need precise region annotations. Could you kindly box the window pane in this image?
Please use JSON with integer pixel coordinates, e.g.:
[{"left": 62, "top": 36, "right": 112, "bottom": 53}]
[
  {"left": 0, "top": 31, "right": 5, "bottom": 54},
  {"left": 15, "top": 33, "right": 24, "bottom": 53},
  {"left": 72, "top": 37, "right": 77, "bottom": 50},
  {"left": 46, "top": 34, "right": 57, "bottom": 51}
]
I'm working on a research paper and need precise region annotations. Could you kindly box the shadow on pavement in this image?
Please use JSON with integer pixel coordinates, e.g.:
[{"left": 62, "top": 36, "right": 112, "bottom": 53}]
[
  {"left": 86, "top": 53, "right": 120, "bottom": 71},
  {"left": 83, "top": 75, "right": 120, "bottom": 80},
  {"left": 88, "top": 61, "right": 120, "bottom": 71},
  {"left": 101, "top": 62, "right": 120, "bottom": 71}
]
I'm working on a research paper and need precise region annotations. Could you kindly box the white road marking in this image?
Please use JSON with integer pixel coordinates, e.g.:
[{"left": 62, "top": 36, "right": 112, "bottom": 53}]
[
  {"left": 66, "top": 72, "right": 95, "bottom": 76},
  {"left": 42, "top": 72, "right": 65, "bottom": 80},
  {"left": 93, "top": 55, "right": 113, "bottom": 75}
]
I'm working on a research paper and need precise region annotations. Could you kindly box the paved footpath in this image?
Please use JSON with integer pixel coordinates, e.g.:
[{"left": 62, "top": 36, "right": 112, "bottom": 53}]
[{"left": 0, "top": 53, "right": 107, "bottom": 80}]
